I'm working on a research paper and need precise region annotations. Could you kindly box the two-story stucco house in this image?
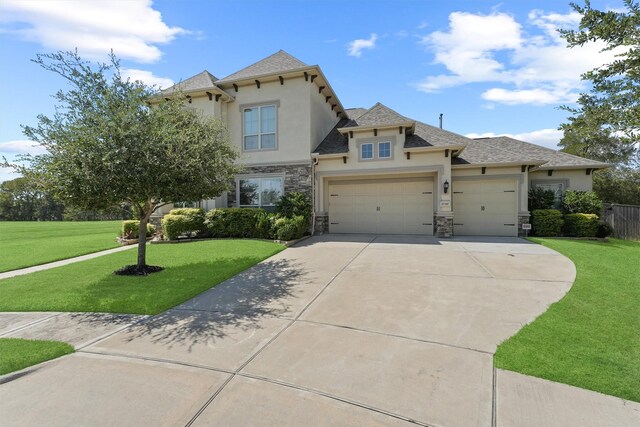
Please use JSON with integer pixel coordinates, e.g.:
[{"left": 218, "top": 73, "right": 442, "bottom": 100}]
[{"left": 156, "top": 50, "right": 608, "bottom": 237}]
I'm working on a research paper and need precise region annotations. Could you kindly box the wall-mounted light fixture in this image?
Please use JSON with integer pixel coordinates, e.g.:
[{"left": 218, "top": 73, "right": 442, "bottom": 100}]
[{"left": 443, "top": 180, "right": 450, "bottom": 194}]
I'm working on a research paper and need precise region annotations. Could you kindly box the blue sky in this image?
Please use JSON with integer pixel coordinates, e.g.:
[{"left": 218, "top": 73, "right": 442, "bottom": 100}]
[{"left": 0, "top": 0, "right": 623, "bottom": 182}]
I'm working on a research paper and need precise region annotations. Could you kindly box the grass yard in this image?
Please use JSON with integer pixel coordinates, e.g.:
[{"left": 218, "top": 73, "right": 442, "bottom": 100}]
[
  {"left": 494, "top": 238, "right": 640, "bottom": 402},
  {"left": 0, "top": 221, "right": 122, "bottom": 273},
  {"left": 0, "top": 240, "right": 284, "bottom": 315},
  {"left": 0, "top": 338, "right": 74, "bottom": 375}
]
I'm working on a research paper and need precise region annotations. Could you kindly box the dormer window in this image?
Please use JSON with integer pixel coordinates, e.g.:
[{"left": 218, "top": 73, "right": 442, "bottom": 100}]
[
  {"left": 243, "top": 104, "right": 277, "bottom": 150},
  {"left": 378, "top": 141, "right": 391, "bottom": 158},
  {"left": 361, "top": 143, "right": 374, "bottom": 160}
]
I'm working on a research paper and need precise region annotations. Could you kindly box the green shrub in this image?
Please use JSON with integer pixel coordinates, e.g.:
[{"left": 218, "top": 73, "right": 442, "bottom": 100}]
[
  {"left": 162, "top": 208, "right": 206, "bottom": 240},
  {"left": 276, "top": 192, "right": 311, "bottom": 222},
  {"left": 255, "top": 211, "right": 278, "bottom": 239},
  {"left": 531, "top": 209, "right": 564, "bottom": 237},
  {"left": 204, "top": 208, "right": 266, "bottom": 238},
  {"left": 528, "top": 188, "right": 556, "bottom": 210},
  {"left": 121, "top": 220, "right": 155, "bottom": 239},
  {"left": 563, "top": 213, "right": 599, "bottom": 237},
  {"left": 562, "top": 190, "right": 603, "bottom": 215},
  {"left": 596, "top": 222, "right": 614, "bottom": 238},
  {"left": 274, "top": 215, "right": 306, "bottom": 241}
]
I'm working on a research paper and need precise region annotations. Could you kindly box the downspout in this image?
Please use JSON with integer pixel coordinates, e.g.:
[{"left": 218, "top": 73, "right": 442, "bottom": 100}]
[{"left": 311, "top": 157, "right": 319, "bottom": 235}]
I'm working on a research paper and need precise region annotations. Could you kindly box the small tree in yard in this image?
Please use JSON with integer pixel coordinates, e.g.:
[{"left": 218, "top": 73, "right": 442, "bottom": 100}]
[{"left": 5, "top": 51, "right": 240, "bottom": 275}]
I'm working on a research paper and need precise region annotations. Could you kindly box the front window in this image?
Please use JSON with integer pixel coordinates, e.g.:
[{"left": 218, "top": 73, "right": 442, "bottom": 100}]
[
  {"left": 378, "top": 141, "right": 391, "bottom": 158},
  {"left": 361, "top": 143, "right": 374, "bottom": 160},
  {"left": 243, "top": 105, "right": 276, "bottom": 150},
  {"left": 239, "top": 177, "right": 283, "bottom": 207},
  {"left": 536, "top": 182, "right": 564, "bottom": 208}
]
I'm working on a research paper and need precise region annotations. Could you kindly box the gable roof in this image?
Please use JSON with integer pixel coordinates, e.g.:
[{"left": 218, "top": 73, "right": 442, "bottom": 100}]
[
  {"left": 216, "top": 50, "right": 308, "bottom": 83},
  {"left": 343, "top": 103, "right": 412, "bottom": 128},
  {"left": 162, "top": 70, "right": 218, "bottom": 94},
  {"left": 455, "top": 136, "right": 609, "bottom": 169},
  {"left": 406, "top": 121, "right": 475, "bottom": 149}
]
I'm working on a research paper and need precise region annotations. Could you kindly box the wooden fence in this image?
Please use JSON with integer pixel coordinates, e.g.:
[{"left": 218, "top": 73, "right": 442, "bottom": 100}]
[{"left": 602, "top": 204, "right": 640, "bottom": 240}]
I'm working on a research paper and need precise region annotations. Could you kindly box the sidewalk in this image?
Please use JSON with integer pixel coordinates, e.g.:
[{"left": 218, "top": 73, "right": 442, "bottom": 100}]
[{"left": 0, "top": 245, "right": 136, "bottom": 280}]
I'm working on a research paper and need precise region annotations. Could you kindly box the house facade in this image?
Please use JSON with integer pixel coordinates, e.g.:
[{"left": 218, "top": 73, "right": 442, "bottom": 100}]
[{"left": 157, "top": 50, "right": 608, "bottom": 237}]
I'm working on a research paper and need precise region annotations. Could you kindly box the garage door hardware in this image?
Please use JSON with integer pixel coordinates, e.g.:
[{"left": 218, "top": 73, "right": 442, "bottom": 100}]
[
  {"left": 330, "top": 222, "right": 339, "bottom": 225},
  {"left": 422, "top": 191, "right": 433, "bottom": 194},
  {"left": 422, "top": 223, "right": 433, "bottom": 225},
  {"left": 504, "top": 223, "right": 515, "bottom": 226},
  {"left": 453, "top": 223, "right": 464, "bottom": 225},
  {"left": 330, "top": 194, "right": 339, "bottom": 197},
  {"left": 453, "top": 191, "right": 463, "bottom": 194},
  {"left": 503, "top": 190, "right": 515, "bottom": 193}
]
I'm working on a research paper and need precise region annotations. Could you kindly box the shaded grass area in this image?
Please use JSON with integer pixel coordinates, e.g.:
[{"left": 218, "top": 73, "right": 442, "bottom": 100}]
[
  {"left": 0, "top": 338, "right": 74, "bottom": 375},
  {"left": 0, "top": 221, "right": 122, "bottom": 272},
  {"left": 494, "top": 238, "right": 640, "bottom": 402},
  {"left": 0, "top": 240, "right": 284, "bottom": 315}
]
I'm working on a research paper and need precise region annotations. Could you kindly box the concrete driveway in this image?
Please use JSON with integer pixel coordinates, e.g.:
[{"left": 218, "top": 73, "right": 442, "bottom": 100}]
[{"left": 2, "top": 235, "right": 639, "bottom": 426}]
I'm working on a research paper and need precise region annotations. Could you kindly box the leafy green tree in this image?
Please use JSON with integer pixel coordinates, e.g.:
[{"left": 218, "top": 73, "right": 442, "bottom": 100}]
[
  {"left": 559, "top": 0, "right": 639, "bottom": 167},
  {"left": 593, "top": 168, "right": 640, "bottom": 204},
  {"left": 0, "top": 177, "right": 64, "bottom": 221},
  {"left": 6, "top": 51, "right": 240, "bottom": 273}
]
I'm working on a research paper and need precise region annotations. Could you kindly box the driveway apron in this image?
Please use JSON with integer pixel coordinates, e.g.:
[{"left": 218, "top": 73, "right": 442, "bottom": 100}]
[{"left": 1, "top": 235, "right": 638, "bottom": 426}]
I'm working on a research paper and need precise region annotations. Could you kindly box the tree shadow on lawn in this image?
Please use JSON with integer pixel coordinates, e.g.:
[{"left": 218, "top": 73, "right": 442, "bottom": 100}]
[{"left": 82, "top": 257, "right": 309, "bottom": 351}]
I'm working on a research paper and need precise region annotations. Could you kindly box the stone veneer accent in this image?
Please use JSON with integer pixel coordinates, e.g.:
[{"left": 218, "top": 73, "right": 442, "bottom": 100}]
[
  {"left": 435, "top": 214, "right": 453, "bottom": 238},
  {"left": 227, "top": 163, "right": 312, "bottom": 207},
  {"left": 518, "top": 213, "right": 531, "bottom": 238},
  {"left": 314, "top": 213, "right": 329, "bottom": 234}
]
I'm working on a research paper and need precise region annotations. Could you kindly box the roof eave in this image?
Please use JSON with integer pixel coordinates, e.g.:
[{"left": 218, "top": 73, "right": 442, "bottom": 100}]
[
  {"left": 338, "top": 121, "right": 416, "bottom": 134},
  {"left": 312, "top": 152, "right": 349, "bottom": 159},
  {"left": 452, "top": 160, "right": 548, "bottom": 169},
  {"left": 403, "top": 144, "right": 466, "bottom": 153},
  {"left": 532, "top": 163, "right": 611, "bottom": 171}
]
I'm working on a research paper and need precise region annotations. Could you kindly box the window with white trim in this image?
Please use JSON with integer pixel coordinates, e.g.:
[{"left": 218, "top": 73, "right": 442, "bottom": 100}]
[
  {"left": 238, "top": 177, "right": 283, "bottom": 207},
  {"left": 378, "top": 141, "right": 391, "bottom": 158},
  {"left": 535, "top": 182, "right": 564, "bottom": 208},
  {"left": 243, "top": 105, "right": 276, "bottom": 150},
  {"left": 361, "top": 143, "right": 374, "bottom": 160}
]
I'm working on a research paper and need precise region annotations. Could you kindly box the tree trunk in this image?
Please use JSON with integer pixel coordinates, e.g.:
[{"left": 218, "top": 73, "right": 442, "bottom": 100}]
[{"left": 137, "top": 215, "right": 148, "bottom": 268}]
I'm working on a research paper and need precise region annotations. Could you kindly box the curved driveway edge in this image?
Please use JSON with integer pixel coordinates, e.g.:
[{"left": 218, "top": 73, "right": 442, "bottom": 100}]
[{"left": 2, "top": 235, "right": 638, "bottom": 426}]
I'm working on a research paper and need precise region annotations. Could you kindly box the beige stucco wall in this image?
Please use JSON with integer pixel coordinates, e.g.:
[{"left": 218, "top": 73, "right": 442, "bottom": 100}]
[
  {"left": 529, "top": 169, "right": 593, "bottom": 191},
  {"left": 220, "top": 77, "right": 314, "bottom": 165},
  {"left": 309, "top": 83, "right": 340, "bottom": 152},
  {"left": 185, "top": 95, "right": 222, "bottom": 119},
  {"left": 315, "top": 128, "right": 452, "bottom": 214}
]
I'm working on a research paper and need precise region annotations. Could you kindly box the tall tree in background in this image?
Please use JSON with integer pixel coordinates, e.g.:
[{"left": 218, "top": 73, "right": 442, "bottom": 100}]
[
  {"left": 559, "top": 0, "right": 639, "bottom": 203},
  {"left": 6, "top": 51, "right": 240, "bottom": 274},
  {"left": 0, "top": 177, "right": 64, "bottom": 221}
]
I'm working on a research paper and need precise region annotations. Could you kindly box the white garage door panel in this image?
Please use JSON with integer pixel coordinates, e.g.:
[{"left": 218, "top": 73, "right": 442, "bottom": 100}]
[
  {"left": 329, "top": 179, "right": 433, "bottom": 235},
  {"left": 453, "top": 179, "right": 518, "bottom": 237}
]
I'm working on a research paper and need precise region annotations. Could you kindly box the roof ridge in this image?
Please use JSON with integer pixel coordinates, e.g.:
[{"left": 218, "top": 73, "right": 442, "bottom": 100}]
[{"left": 218, "top": 50, "right": 307, "bottom": 82}]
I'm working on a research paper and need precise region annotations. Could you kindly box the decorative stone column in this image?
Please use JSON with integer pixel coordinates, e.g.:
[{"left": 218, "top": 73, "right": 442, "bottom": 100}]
[
  {"left": 518, "top": 213, "right": 531, "bottom": 238},
  {"left": 434, "top": 213, "right": 454, "bottom": 238},
  {"left": 314, "top": 213, "right": 328, "bottom": 234}
]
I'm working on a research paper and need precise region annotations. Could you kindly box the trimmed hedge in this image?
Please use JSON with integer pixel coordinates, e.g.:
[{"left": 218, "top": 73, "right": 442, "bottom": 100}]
[
  {"left": 121, "top": 220, "right": 155, "bottom": 239},
  {"left": 273, "top": 215, "right": 307, "bottom": 241},
  {"left": 531, "top": 209, "right": 564, "bottom": 237},
  {"left": 528, "top": 187, "right": 556, "bottom": 210},
  {"left": 162, "top": 208, "right": 206, "bottom": 240},
  {"left": 276, "top": 192, "right": 312, "bottom": 223},
  {"left": 205, "top": 208, "right": 266, "bottom": 238},
  {"left": 596, "top": 222, "right": 614, "bottom": 238},
  {"left": 563, "top": 213, "right": 599, "bottom": 237}
]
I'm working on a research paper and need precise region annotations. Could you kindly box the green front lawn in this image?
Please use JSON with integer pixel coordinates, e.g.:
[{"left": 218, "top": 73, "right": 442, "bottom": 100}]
[
  {"left": 495, "top": 238, "right": 640, "bottom": 402},
  {"left": 0, "top": 221, "right": 122, "bottom": 272},
  {"left": 0, "top": 338, "right": 74, "bottom": 375},
  {"left": 0, "top": 240, "right": 284, "bottom": 315}
]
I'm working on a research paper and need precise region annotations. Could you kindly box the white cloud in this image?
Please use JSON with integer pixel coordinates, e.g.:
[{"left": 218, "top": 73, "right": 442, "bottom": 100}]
[
  {"left": 466, "top": 128, "right": 564, "bottom": 149},
  {"left": 481, "top": 87, "right": 578, "bottom": 105},
  {"left": 347, "top": 33, "right": 378, "bottom": 57},
  {"left": 417, "top": 9, "right": 625, "bottom": 105},
  {"left": 0, "top": 0, "right": 186, "bottom": 63},
  {"left": 0, "top": 166, "right": 20, "bottom": 183},
  {"left": 121, "top": 69, "right": 173, "bottom": 89},
  {"left": 0, "top": 140, "right": 47, "bottom": 155}
]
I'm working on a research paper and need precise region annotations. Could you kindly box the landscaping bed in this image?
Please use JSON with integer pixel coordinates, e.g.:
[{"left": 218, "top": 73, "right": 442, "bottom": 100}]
[{"left": 494, "top": 238, "right": 640, "bottom": 402}]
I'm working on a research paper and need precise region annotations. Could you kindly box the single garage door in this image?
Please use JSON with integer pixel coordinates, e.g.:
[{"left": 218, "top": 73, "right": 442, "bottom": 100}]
[
  {"left": 453, "top": 179, "right": 518, "bottom": 236},
  {"left": 328, "top": 178, "right": 433, "bottom": 234}
]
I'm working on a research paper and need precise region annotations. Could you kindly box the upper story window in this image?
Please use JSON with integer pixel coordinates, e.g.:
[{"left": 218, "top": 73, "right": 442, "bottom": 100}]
[
  {"left": 361, "top": 143, "right": 374, "bottom": 160},
  {"left": 243, "top": 105, "right": 277, "bottom": 151},
  {"left": 378, "top": 141, "right": 391, "bottom": 158},
  {"left": 359, "top": 140, "right": 393, "bottom": 161}
]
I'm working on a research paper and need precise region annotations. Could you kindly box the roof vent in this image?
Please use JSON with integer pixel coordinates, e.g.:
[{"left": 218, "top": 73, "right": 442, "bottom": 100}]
[{"left": 439, "top": 113, "right": 443, "bottom": 129}]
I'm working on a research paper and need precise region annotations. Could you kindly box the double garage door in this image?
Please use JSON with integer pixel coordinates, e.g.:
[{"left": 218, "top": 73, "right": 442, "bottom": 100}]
[
  {"left": 453, "top": 179, "right": 518, "bottom": 237},
  {"left": 328, "top": 178, "right": 433, "bottom": 235}
]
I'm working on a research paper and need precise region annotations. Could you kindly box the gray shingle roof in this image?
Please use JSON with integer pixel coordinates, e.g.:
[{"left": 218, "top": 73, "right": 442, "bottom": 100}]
[
  {"left": 454, "top": 136, "right": 608, "bottom": 168},
  {"left": 343, "top": 102, "right": 411, "bottom": 128},
  {"left": 216, "top": 50, "right": 307, "bottom": 83},
  {"left": 162, "top": 70, "right": 218, "bottom": 94},
  {"left": 406, "top": 121, "right": 475, "bottom": 149}
]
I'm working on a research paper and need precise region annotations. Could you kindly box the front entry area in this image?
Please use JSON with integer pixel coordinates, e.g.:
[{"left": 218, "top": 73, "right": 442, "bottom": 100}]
[
  {"left": 453, "top": 178, "right": 518, "bottom": 237},
  {"left": 328, "top": 177, "right": 434, "bottom": 234}
]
